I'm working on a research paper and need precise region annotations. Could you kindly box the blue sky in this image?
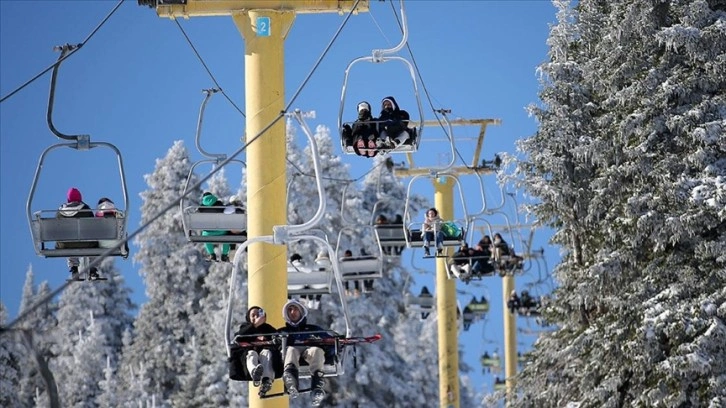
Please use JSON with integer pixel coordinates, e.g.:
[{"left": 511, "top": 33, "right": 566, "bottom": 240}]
[{"left": 1, "top": 0, "right": 558, "bottom": 395}]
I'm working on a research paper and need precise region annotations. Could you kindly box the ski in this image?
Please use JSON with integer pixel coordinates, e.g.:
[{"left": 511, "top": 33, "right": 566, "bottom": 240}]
[
  {"left": 293, "top": 333, "right": 382, "bottom": 346},
  {"left": 234, "top": 334, "right": 382, "bottom": 348}
]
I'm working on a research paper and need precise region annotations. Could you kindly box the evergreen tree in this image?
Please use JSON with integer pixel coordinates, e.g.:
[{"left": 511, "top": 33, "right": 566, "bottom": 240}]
[
  {"left": 0, "top": 303, "right": 22, "bottom": 408},
  {"left": 117, "top": 141, "right": 207, "bottom": 406},
  {"left": 512, "top": 0, "right": 726, "bottom": 406},
  {"left": 53, "top": 260, "right": 135, "bottom": 407},
  {"left": 17, "top": 268, "right": 58, "bottom": 408}
]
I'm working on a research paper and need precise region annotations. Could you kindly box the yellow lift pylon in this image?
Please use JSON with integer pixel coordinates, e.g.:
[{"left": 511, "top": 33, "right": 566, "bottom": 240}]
[
  {"left": 393, "top": 117, "right": 517, "bottom": 407},
  {"left": 140, "top": 2, "right": 369, "bottom": 408}
]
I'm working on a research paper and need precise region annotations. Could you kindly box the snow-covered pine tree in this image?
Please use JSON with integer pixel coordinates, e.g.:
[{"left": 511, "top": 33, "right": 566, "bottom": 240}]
[
  {"left": 512, "top": 0, "right": 726, "bottom": 406},
  {"left": 53, "top": 259, "right": 135, "bottom": 407},
  {"left": 0, "top": 303, "right": 22, "bottom": 408},
  {"left": 16, "top": 268, "right": 58, "bottom": 408},
  {"left": 117, "top": 141, "right": 208, "bottom": 406}
]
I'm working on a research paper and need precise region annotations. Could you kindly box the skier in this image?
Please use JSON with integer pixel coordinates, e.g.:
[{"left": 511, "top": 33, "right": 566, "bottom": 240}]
[{"left": 278, "top": 299, "right": 333, "bottom": 407}]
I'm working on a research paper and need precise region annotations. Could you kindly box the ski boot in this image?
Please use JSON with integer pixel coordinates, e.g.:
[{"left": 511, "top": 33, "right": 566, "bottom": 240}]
[
  {"left": 311, "top": 370, "right": 326, "bottom": 407},
  {"left": 282, "top": 364, "right": 299, "bottom": 399}
]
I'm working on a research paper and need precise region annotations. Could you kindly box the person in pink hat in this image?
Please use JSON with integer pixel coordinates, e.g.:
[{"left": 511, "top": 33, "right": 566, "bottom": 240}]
[{"left": 56, "top": 187, "right": 99, "bottom": 280}]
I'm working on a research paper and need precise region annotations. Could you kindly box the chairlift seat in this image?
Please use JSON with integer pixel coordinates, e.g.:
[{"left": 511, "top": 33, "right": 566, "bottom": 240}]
[
  {"left": 31, "top": 211, "right": 128, "bottom": 258},
  {"left": 287, "top": 264, "right": 333, "bottom": 296},
  {"left": 341, "top": 122, "right": 420, "bottom": 155},
  {"left": 182, "top": 206, "right": 247, "bottom": 243},
  {"left": 407, "top": 226, "right": 466, "bottom": 248},
  {"left": 481, "top": 356, "right": 501, "bottom": 367},
  {"left": 404, "top": 292, "right": 435, "bottom": 311},
  {"left": 338, "top": 255, "right": 382, "bottom": 281},
  {"left": 374, "top": 223, "right": 407, "bottom": 247},
  {"left": 469, "top": 302, "right": 490, "bottom": 315}
]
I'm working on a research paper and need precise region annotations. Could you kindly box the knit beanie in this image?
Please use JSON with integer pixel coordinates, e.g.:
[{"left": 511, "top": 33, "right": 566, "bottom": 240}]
[{"left": 67, "top": 187, "right": 82, "bottom": 203}]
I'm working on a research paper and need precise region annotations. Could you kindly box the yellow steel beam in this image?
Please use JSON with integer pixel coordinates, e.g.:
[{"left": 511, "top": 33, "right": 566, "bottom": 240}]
[
  {"left": 434, "top": 177, "right": 459, "bottom": 408},
  {"left": 393, "top": 165, "right": 496, "bottom": 178},
  {"left": 398, "top": 118, "right": 501, "bottom": 178},
  {"left": 234, "top": 9, "right": 296, "bottom": 408},
  {"left": 154, "top": 0, "right": 369, "bottom": 18}
]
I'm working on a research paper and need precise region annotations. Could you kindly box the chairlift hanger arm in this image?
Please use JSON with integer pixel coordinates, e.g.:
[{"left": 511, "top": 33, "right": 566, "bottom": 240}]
[
  {"left": 195, "top": 88, "right": 227, "bottom": 163},
  {"left": 47, "top": 44, "right": 87, "bottom": 143}
]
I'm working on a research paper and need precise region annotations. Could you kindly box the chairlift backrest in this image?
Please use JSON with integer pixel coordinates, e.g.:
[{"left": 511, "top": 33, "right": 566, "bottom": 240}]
[{"left": 287, "top": 258, "right": 334, "bottom": 296}]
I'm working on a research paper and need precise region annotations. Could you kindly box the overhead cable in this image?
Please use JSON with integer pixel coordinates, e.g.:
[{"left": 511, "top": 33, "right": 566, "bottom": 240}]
[{"left": 0, "top": 0, "right": 124, "bottom": 104}]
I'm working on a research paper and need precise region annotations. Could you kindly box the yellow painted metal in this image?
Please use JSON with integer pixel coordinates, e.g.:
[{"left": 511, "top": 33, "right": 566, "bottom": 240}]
[
  {"left": 155, "top": 0, "right": 369, "bottom": 19},
  {"left": 502, "top": 274, "right": 517, "bottom": 402},
  {"left": 434, "top": 176, "right": 459, "bottom": 408},
  {"left": 394, "top": 118, "right": 501, "bottom": 178},
  {"left": 388, "top": 118, "right": 502, "bottom": 407},
  {"left": 394, "top": 165, "right": 495, "bottom": 178},
  {"left": 234, "top": 10, "right": 294, "bottom": 408}
]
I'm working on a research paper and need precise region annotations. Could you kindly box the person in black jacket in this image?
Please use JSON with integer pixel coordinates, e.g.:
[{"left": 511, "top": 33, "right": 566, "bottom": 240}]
[
  {"left": 56, "top": 187, "right": 98, "bottom": 280},
  {"left": 377, "top": 96, "right": 411, "bottom": 149},
  {"left": 342, "top": 101, "right": 379, "bottom": 158},
  {"left": 278, "top": 299, "right": 333, "bottom": 406},
  {"left": 234, "top": 306, "right": 280, "bottom": 396}
]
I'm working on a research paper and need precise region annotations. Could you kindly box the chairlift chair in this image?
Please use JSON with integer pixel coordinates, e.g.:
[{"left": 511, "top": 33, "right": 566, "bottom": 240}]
[
  {"left": 337, "top": 0, "right": 424, "bottom": 156},
  {"left": 287, "top": 254, "right": 334, "bottom": 297},
  {"left": 371, "top": 202, "right": 407, "bottom": 258},
  {"left": 335, "top": 187, "right": 384, "bottom": 284},
  {"left": 27, "top": 45, "right": 129, "bottom": 259},
  {"left": 179, "top": 89, "right": 247, "bottom": 245},
  {"left": 401, "top": 174, "right": 469, "bottom": 251},
  {"left": 480, "top": 352, "right": 501, "bottom": 369},
  {"left": 27, "top": 142, "right": 130, "bottom": 258},
  {"left": 404, "top": 286, "right": 435, "bottom": 320}
]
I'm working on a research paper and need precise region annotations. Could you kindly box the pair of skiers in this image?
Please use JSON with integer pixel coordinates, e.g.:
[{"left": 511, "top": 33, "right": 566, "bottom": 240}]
[
  {"left": 57, "top": 187, "right": 122, "bottom": 281},
  {"left": 342, "top": 96, "right": 412, "bottom": 157},
  {"left": 198, "top": 192, "right": 247, "bottom": 262},
  {"left": 232, "top": 299, "right": 332, "bottom": 407}
]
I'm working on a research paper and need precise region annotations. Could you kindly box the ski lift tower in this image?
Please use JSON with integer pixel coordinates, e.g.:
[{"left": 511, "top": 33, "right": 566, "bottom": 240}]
[
  {"left": 394, "top": 117, "right": 512, "bottom": 407},
  {"left": 139, "top": 2, "right": 369, "bottom": 407}
]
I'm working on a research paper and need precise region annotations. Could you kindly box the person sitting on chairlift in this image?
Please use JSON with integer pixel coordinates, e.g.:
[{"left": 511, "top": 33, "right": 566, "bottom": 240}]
[
  {"left": 422, "top": 208, "right": 445, "bottom": 257},
  {"left": 377, "top": 96, "right": 411, "bottom": 149},
  {"left": 57, "top": 187, "right": 98, "bottom": 280},
  {"left": 278, "top": 299, "right": 333, "bottom": 407},
  {"left": 232, "top": 306, "right": 280, "bottom": 397},
  {"left": 343, "top": 101, "right": 379, "bottom": 158},
  {"left": 448, "top": 243, "right": 472, "bottom": 281},
  {"left": 199, "top": 192, "right": 230, "bottom": 262}
]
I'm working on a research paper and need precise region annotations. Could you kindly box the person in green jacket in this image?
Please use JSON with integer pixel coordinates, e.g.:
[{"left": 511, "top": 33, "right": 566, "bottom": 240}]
[{"left": 199, "top": 192, "right": 230, "bottom": 262}]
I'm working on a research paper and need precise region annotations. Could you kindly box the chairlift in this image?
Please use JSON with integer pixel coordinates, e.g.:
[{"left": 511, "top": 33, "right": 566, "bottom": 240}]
[
  {"left": 223, "top": 111, "right": 381, "bottom": 394},
  {"left": 401, "top": 173, "right": 468, "bottom": 253},
  {"left": 180, "top": 89, "right": 247, "bottom": 244},
  {"left": 287, "top": 251, "right": 335, "bottom": 297},
  {"left": 225, "top": 237, "right": 361, "bottom": 388},
  {"left": 371, "top": 198, "right": 408, "bottom": 257},
  {"left": 467, "top": 295, "right": 490, "bottom": 318},
  {"left": 335, "top": 185, "right": 384, "bottom": 286},
  {"left": 404, "top": 285, "right": 435, "bottom": 320},
  {"left": 337, "top": 0, "right": 424, "bottom": 156},
  {"left": 27, "top": 45, "right": 129, "bottom": 259}
]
